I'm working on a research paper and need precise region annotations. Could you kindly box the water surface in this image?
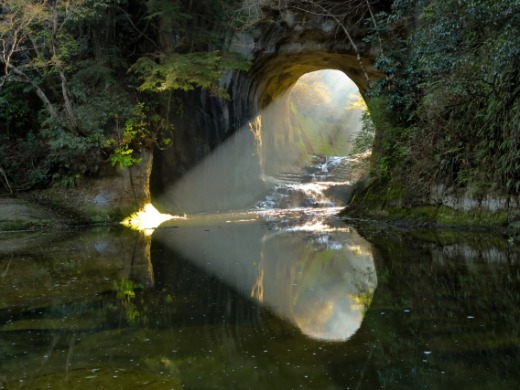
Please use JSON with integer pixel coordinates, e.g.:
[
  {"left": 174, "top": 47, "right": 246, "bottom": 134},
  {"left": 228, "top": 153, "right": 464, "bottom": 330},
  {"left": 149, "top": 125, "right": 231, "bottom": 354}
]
[
  {"left": 2, "top": 157, "right": 520, "bottom": 388},
  {"left": 2, "top": 216, "right": 520, "bottom": 389}
]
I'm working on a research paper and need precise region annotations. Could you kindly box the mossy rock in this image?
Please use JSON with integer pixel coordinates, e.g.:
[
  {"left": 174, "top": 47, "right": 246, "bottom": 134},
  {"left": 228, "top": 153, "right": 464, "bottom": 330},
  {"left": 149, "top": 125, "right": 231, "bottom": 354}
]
[{"left": 341, "top": 178, "right": 512, "bottom": 229}]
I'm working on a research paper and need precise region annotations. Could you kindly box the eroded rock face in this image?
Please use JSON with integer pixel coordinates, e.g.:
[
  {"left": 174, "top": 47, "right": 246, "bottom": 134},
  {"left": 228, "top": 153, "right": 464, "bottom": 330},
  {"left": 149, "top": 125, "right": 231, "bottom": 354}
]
[
  {"left": 153, "top": 4, "right": 382, "bottom": 203},
  {"left": 86, "top": 148, "right": 153, "bottom": 217}
]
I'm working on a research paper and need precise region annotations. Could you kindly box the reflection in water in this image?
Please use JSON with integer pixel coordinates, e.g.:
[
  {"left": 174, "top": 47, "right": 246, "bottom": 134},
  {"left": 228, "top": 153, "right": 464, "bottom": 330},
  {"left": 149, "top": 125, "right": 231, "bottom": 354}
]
[
  {"left": 250, "top": 251, "right": 265, "bottom": 302},
  {"left": 0, "top": 227, "right": 154, "bottom": 310},
  {"left": 153, "top": 210, "right": 377, "bottom": 341},
  {"left": 3, "top": 225, "right": 520, "bottom": 388}
]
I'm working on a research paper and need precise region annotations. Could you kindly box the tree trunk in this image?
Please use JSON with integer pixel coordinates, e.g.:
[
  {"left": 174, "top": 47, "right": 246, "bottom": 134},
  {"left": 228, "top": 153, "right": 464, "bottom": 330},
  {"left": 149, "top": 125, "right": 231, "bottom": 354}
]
[
  {"left": 3, "top": 61, "right": 60, "bottom": 123},
  {"left": 59, "top": 70, "right": 84, "bottom": 136}
]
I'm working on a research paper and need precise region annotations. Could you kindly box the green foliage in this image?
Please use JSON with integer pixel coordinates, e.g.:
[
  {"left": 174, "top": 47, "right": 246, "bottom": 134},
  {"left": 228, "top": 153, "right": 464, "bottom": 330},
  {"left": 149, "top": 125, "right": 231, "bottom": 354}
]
[
  {"left": 367, "top": 0, "right": 520, "bottom": 194},
  {"left": 0, "top": 0, "right": 248, "bottom": 192},
  {"left": 105, "top": 102, "right": 173, "bottom": 169},
  {"left": 112, "top": 277, "right": 143, "bottom": 324},
  {"left": 59, "top": 174, "right": 81, "bottom": 188},
  {"left": 145, "top": 0, "right": 192, "bottom": 30},
  {"left": 144, "top": 0, "right": 244, "bottom": 48},
  {"left": 130, "top": 0, "right": 250, "bottom": 99},
  {"left": 113, "top": 277, "right": 142, "bottom": 301},
  {"left": 358, "top": 97, "right": 410, "bottom": 181},
  {"left": 0, "top": 83, "right": 37, "bottom": 136},
  {"left": 109, "top": 147, "right": 140, "bottom": 169},
  {"left": 0, "top": 132, "right": 50, "bottom": 189},
  {"left": 107, "top": 103, "right": 147, "bottom": 169},
  {"left": 352, "top": 110, "right": 375, "bottom": 155},
  {"left": 130, "top": 52, "right": 250, "bottom": 97},
  {"left": 0, "top": 0, "right": 143, "bottom": 189}
]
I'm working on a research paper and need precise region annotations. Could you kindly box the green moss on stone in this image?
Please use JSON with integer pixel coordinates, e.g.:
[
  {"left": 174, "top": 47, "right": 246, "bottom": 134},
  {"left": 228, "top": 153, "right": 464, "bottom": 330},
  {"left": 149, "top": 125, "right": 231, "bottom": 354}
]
[
  {"left": 0, "top": 219, "right": 59, "bottom": 232},
  {"left": 342, "top": 179, "right": 510, "bottom": 229},
  {"left": 435, "top": 206, "right": 508, "bottom": 227}
]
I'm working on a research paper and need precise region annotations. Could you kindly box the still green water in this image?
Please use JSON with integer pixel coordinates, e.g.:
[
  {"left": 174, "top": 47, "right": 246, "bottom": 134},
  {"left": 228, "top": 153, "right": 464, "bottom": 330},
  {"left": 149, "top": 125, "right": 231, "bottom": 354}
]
[{"left": 1, "top": 211, "right": 520, "bottom": 389}]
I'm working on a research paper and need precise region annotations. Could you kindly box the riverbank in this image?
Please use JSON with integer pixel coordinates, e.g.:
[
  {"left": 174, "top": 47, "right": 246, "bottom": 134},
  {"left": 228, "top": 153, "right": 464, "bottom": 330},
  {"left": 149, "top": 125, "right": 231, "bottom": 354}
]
[
  {"left": 0, "top": 151, "right": 153, "bottom": 232},
  {"left": 0, "top": 197, "right": 67, "bottom": 232},
  {"left": 339, "top": 177, "right": 520, "bottom": 235},
  {"left": 0, "top": 189, "right": 127, "bottom": 232}
]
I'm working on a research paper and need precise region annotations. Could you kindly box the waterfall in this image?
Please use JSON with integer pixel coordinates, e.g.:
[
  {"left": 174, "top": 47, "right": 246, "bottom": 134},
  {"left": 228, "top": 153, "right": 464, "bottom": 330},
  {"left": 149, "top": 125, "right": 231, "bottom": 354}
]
[{"left": 255, "top": 155, "right": 353, "bottom": 210}]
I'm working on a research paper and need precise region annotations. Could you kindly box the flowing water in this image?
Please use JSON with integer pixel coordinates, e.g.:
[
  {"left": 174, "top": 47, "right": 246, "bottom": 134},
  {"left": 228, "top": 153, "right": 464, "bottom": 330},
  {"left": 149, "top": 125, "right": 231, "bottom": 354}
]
[{"left": 2, "top": 156, "right": 520, "bottom": 389}]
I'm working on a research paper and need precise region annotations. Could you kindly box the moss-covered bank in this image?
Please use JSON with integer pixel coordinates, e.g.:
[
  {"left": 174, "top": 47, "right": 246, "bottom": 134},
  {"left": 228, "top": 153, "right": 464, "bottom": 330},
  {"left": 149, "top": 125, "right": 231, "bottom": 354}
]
[
  {"left": 340, "top": 177, "right": 520, "bottom": 231},
  {"left": 0, "top": 198, "right": 65, "bottom": 232},
  {"left": 0, "top": 149, "right": 152, "bottom": 232}
]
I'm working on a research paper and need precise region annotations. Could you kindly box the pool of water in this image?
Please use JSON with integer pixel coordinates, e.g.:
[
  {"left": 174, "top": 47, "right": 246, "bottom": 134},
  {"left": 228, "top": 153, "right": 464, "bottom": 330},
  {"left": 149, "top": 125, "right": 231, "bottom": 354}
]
[{"left": 2, "top": 210, "right": 520, "bottom": 389}]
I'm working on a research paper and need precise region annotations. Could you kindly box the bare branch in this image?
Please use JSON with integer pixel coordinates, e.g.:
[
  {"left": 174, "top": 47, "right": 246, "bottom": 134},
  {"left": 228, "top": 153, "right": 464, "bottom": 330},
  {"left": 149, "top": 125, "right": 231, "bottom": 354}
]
[
  {"left": 365, "top": 0, "right": 384, "bottom": 56},
  {"left": 291, "top": 0, "right": 372, "bottom": 87}
]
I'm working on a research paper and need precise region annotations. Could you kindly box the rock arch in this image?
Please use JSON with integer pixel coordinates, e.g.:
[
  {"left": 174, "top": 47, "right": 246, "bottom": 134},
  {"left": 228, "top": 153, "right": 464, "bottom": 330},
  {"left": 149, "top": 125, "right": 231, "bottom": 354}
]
[{"left": 152, "top": 2, "right": 384, "bottom": 201}]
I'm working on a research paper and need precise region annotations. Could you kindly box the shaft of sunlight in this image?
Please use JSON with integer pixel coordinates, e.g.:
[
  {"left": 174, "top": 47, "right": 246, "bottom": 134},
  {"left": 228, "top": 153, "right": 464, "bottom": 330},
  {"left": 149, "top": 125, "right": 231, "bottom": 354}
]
[{"left": 158, "top": 69, "right": 365, "bottom": 215}]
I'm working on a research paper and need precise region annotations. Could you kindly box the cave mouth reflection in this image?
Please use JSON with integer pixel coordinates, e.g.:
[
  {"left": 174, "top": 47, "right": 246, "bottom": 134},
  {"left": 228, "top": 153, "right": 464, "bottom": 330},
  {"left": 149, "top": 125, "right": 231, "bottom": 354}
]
[
  {"left": 153, "top": 210, "right": 377, "bottom": 342},
  {"left": 125, "top": 68, "right": 374, "bottom": 341}
]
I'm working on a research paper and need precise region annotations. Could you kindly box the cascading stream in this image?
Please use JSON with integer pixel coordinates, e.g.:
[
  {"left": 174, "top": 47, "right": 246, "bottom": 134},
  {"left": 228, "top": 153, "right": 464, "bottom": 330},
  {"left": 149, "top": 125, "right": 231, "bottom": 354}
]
[{"left": 255, "top": 155, "right": 354, "bottom": 211}]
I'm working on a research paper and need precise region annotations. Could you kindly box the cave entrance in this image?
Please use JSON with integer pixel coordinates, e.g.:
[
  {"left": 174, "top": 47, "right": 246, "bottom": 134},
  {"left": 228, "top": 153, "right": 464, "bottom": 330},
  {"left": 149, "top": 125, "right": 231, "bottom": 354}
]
[
  {"left": 287, "top": 69, "right": 365, "bottom": 157},
  {"left": 257, "top": 69, "right": 368, "bottom": 180},
  {"left": 155, "top": 68, "right": 371, "bottom": 214}
]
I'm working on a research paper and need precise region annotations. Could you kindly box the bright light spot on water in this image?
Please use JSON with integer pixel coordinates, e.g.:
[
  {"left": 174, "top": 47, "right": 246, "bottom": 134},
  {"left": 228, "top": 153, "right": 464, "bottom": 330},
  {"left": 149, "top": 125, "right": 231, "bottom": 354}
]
[
  {"left": 284, "top": 220, "right": 351, "bottom": 233},
  {"left": 121, "top": 203, "right": 185, "bottom": 235},
  {"left": 257, "top": 206, "right": 343, "bottom": 220},
  {"left": 226, "top": 219, "right": 257, "bottom": 223}
]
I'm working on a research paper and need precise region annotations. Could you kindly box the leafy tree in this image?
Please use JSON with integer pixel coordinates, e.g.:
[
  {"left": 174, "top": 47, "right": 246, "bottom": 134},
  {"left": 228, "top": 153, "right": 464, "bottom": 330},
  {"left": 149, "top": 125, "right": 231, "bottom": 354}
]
[
  {"left": 130, "top": 51, "right": 249, "bottom": 98},
  {"left": 0, "top": 0, "right": 251, "bottom": 191},
  {"left": 365, "top": 0, "right": 520, "bottom": 194},
  {"left": 129, "top": 0, "right": 250, "bottom": 97},
  {"left": 0, "top": 0, "right": 117, "bottom": 134},
  {"left": 0, "top": 0, "right": 138, "bottom": 187}
]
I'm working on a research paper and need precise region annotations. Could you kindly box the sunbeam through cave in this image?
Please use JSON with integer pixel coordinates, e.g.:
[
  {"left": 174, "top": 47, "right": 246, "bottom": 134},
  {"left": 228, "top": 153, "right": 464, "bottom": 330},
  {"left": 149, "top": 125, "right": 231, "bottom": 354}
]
[{"left": 157, "top": 69, "right": 366, "bottom": 215}]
